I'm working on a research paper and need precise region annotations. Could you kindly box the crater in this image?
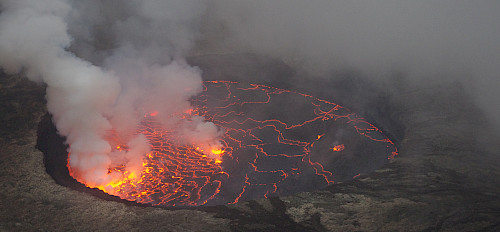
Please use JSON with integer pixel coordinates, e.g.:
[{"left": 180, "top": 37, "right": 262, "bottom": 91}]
[{"left": 37, "top": 54, "right": 405, "bottom": 207}]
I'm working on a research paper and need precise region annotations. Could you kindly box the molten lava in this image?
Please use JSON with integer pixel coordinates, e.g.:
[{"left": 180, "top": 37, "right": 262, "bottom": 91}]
[{"left": 68, "top": 80, "right": 398, "bottom": 206}]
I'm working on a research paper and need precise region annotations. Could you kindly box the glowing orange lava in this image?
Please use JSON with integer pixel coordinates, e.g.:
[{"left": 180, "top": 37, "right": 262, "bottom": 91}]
[
  {"left": 68, "top": 80, "right": 398, "bottom": 206},
  {"left": 331, "top": 144, "right": 345, "bottom": 152}
]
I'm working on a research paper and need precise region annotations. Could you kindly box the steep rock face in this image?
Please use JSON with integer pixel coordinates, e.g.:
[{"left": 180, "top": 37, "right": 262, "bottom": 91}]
[{"left": 1, "top": 54, "right": 500, "bottom": 231}]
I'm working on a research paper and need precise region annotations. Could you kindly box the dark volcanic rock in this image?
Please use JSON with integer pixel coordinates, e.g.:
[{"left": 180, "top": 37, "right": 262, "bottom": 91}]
[{"left": 1, "top": 54, "right": 500, "bottom": 231}]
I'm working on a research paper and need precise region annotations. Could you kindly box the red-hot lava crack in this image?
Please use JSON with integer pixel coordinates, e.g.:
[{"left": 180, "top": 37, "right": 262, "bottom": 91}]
[{"left": 68, "top": 80, "right": 398, "bottom": 206}]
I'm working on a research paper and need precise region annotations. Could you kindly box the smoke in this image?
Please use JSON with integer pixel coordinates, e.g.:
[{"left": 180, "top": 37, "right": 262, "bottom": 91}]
[
  {"left": 0, "top": 0, "right": 222, "bottom": 187},
  {"left": 202, "top": 0, "right": 500, "bottom": 132}
]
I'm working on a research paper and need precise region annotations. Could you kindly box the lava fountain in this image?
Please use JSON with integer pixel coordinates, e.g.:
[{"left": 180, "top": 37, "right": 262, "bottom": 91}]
[{"left": 63, "top": 80, "right": 397, "bottom": 206}]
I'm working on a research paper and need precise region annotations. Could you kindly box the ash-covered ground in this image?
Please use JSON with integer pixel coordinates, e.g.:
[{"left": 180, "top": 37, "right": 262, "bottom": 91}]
[{"left": 1, "top": 54, "right": 500, "bottom": 231}]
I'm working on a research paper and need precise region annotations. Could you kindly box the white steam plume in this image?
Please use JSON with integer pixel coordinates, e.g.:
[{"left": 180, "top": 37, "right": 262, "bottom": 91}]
[{"left": 0, "top": 0, "right": 222, "bottom": 187}]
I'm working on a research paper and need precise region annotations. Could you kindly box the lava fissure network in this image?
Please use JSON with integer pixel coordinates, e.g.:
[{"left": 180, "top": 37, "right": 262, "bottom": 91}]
[{"left": 68, "top": 80, "right": 398, "bottom": 206}]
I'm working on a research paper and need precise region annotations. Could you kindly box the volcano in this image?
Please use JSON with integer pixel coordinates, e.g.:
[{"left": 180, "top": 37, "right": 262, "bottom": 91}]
[
  {"left": 2, "top": 53, "right": 499, "bottom": 231},
  {"left": 2, "top": 0, "right": 500, "bottom": 229},
  {"left": 40, "top": 78, "right": 398, "bottom": 207}
]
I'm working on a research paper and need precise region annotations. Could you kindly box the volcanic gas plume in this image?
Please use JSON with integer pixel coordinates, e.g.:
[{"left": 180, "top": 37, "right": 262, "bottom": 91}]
[{"left": 0, "top": 1, "right": 222, "bottom": 191}]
